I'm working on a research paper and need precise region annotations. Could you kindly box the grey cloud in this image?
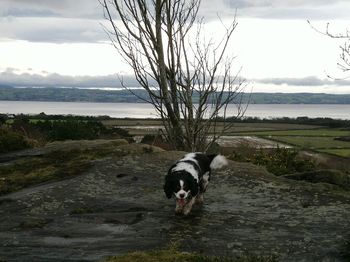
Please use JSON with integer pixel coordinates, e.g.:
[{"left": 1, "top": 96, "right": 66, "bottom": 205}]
[
  {"left": 226, "top": 0, "right": 344, "bottom": 9},
  {"left": 0, "top": 0, "right": 349, "bottom": 43},
  {"left": 255, "top": 76, "right": 350, "bottom": 86},
  {"left": 1, "top": 69, "right": 349, "bottom": 89},
  {"left": 0, "top": 70, "right": 150, "bottom": 88},
  {"left": 0, "top": 0, "right": 103, "bottom": 19},
  {"left": 0, "top": 17, "right": 108, "bottom": 43},
  {"left": 1, "top": 0, "right": 348, "bottom": 20},
  {"left": 3, "top": 8, "right": 58, "bottom": 18},
  {"left": 202, "top": 0, "right": 349, "bottom": 20}
]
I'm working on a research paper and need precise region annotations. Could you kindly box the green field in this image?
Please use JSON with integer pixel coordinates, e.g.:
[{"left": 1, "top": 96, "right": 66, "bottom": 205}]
[
  {"left": 101, "top": 119, "right": 350, "bottom": 158},
  {"left": 232, "top": 129, "right": 350, "bottom": 137},
  {"left": 266, "top": 136, "right": 350, "bottom": 149},
  {"left": 319, "top": 149, "right": 350, "bottom": 158},
  {"left": 3, "top": 116, "right": 350, "bottom": 158},
  {"left": 102, "top": 119, "right": 323, "bottom": 135},
  {"left": 231, "top": 128, "right": 350, "bottom": 158}
]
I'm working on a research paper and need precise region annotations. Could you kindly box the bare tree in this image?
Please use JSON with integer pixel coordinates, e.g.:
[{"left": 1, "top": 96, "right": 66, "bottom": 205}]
[
  {"left": 308, "top": 20, "right": 350, "bottom": 78},
  {"left": 101, "top": 0, "right": 246, "bottom": 151}
]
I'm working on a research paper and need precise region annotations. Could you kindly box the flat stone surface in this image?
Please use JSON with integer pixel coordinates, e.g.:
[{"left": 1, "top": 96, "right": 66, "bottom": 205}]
[{"left": 0, "top": 149, "right": 350, "bottom": 262}]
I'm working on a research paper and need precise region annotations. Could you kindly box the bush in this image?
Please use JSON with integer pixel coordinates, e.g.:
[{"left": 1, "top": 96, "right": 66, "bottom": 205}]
[
  {"left": 0, "top": 115, "right": 6, "bottom": 125},
  {"left": 141, "top": 134, "right": 174, "bottom": 150},
  {"left": 0, "top": 128, "right": 31, "bottom": 153},
  {"left": 35, "top": 120, "right": 106, "bottom": 141},
  {"left": 112, "top": 127, "right": 132, "bottom": 138},
  {"left": 32, "top": 119, "right": 108, "bottom": 141},
  {"left": 228, "top": 147, "right": 315, "bottom": 176}
]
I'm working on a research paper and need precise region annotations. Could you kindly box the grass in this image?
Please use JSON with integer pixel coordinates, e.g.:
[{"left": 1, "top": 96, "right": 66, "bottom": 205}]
[
  {"left": 0, "top": 144, "right": 122, "bottom": 195},
  {"left": 0, "top": 141, "right": 158, "bottom": 195},
  {"left": 103, "top": 246, "right": 277, "bottom": 262},
  {"left": 0, "top": 128, "right": 31, "bottom": 153},
  {"left": 318, "top": 149, "right": 350, "bottom": 158},
  {"left": 224, "top": 126, "right": 350, "bottom": 158},
  {"left": 102, "top": 119, "right": 321, "bottom": 135},
  {"left": 257, "top": 136, "right": 350, "bottom": 158},
  {"left": 232, "top": 128, "right": 350, "bottom": 137},
  {"left": 0, "top": 150, "right": 93, "bottom": 195},
  {"left": 70, "top": 207, "right": 94, "bottom": 215},
  {"left": 227, "top": 147, "right": 315, "bottom": 176},
  {"left": 101, "top": 119, "right": 350, "bottom": 158},
  {"left": 267, "top": 136, "right": 350, "bottom": 149}
]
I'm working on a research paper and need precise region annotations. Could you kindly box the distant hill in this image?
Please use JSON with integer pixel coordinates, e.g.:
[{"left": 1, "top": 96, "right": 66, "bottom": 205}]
[{"left": 0, "top": 86, "right": 350, "bottom": 104}]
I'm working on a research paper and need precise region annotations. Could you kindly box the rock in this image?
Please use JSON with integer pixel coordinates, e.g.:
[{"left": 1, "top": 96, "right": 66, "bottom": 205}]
[
  {"left": 0, "top": 139, "right": 129, "bottom": 163},
  {"left": 0, "top": 150, "right": 349, "bottom": 261},
  {"left": 282, "top": 169, "right": 350, "bottom": 191},
  {"left": 44, "top": 139, "right": 129, "bottom": 152},
  {"left": 111, "top": 143, "right": 164, "bottom": 155},
  {"left": 334, "top": 136, "right": 350, "bottom": 142}
]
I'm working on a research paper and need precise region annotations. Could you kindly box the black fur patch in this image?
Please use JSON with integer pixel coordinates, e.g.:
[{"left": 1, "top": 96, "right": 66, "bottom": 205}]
[{"left": 164, "top": 153, "right": 216, "bottom": 198}]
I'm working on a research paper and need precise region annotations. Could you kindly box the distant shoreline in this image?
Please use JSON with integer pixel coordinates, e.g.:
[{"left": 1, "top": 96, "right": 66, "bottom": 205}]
[
  {"left": 1, "top": 101, "right": 350, "bottom": 120},
  {"left": 1, "top": 86, "right": 350, "bottom": 104}
]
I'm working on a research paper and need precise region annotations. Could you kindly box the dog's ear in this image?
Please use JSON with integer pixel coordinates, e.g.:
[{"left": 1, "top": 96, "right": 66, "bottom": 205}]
[
  {"left": 163, "top": 177, "right": 173, "bottom": 199},
  {"left": 189, "top": 177, "right": 199, "bottom": 197}
]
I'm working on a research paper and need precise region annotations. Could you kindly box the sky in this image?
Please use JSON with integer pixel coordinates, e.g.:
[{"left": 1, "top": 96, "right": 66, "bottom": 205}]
[{"left": 1, "top": 0, "right": 350, "bottom": 93}]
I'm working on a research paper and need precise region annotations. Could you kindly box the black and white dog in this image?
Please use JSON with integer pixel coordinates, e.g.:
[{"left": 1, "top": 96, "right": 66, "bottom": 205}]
[{"left": 163, "top": 152, "right": 228, "bottom": 215}]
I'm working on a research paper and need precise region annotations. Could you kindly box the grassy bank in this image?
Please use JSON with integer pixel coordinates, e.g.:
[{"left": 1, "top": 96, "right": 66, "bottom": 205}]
[
  {"left": 103, "top": 246, "right": 277, "bottom": 262},
  {"left": 0, "top": 139, "right": 130, "bottom": 195},
  {"left": 229, "top": 128, "right": 350, "bottom": 158}
]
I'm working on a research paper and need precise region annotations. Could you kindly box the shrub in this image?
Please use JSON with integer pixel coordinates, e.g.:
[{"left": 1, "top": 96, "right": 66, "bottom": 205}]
[
  {"left": 104, "top": 246, "right": 277, "bottom": 262},
  {"left": 0, "top": 115, "right": 6, "bottom": 125},
  {"left": 228, "top": 147, "right": 315, "bottom": 176},
  {"left": 141, "top": 134, "right": 174, "bottom": 150},
  {"left": 112, "top": 127, "right": 132, "bottom": 138},
  {"left": 34, "top": 120, "right": 107, "bottom": 141},
  {"left": 0, "top": 128, "right": 30, "bottom": 153}
]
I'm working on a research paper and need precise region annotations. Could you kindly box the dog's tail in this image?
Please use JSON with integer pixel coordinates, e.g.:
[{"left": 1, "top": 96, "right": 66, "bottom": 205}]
[{"left": 207, "top": 154, "right": 228, "bottom": 170}]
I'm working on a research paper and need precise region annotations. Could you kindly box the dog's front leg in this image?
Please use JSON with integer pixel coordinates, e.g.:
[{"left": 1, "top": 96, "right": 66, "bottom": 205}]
[
  {"left": 195, "top": 193, "right": 204, "bottom": 205},
  {"left": 175, "top": 202, "right": 184, "bottom": 214},
  {"left": 183, "top": 197, "right": 196, "bottom": 215}
]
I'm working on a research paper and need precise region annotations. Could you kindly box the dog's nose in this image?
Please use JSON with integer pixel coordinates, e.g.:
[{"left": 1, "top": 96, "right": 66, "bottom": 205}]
[{"left": 179, "top": 193, "right": 185, "bottom": 198}]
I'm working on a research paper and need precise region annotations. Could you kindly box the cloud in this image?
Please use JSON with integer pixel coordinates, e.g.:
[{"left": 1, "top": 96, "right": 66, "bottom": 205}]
[
  {"left": 0, "top": 0, "right": 349, "bottom": 43},
  {"left": 226, "top": 0, "right": 344, "bottom": 9},
  {"left": 0, "top": 0, "right": 347, "bottom": 20},
  {"left": 0, "top": 0, "right": 108, "bottom": 43},
  {"left": 0, "top": 0, "right": 103, "bottom": 19},
  {"left": 0, "top": 17, "right": 109, "bottom": 43},
  {"left": 1, "top": 69, "right": 350, "bottom": 90},
  {"left": 0, "top": 69, "right": 153, "bottom": 88},
  {"left": 255, "top": 76, "right": 350, "bottom": 86},
  {"left": 200, "top": 0, "right": 350, "bottom": 20}
]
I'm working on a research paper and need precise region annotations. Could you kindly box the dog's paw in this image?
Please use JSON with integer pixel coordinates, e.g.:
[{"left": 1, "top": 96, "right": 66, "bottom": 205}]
[
  {"left": 183, "top": 209, "right": 191, "bottom": 216},
  {"left": 175, "top": 206, "right": 183, "bottom": 214},
  {"left": 195, "top": 194, "right": 204, "bottom": 205}
]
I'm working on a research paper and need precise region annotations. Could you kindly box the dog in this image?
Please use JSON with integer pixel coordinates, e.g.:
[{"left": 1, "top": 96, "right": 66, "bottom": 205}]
[{"left": 163, "top": 152, "right": 228, "bottom": 215}]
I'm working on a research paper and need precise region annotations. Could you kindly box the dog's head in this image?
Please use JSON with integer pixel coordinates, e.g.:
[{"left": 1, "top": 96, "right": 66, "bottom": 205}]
[{"left": 163, "top": 171, "right": 198, "bottom": 200}]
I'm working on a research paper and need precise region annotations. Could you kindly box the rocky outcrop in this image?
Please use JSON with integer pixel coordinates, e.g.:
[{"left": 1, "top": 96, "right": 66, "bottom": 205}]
[
  {"left": 283, "top": 169, "right": 350, "bottom": 191},
  {"left": 0, "top": 143, "right": 350, "bottom": 262}
]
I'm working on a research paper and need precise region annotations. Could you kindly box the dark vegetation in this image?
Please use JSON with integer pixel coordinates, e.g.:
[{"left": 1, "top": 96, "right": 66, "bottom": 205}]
[
  {"left": 104, "top": 245, "right": 277, "bottom": 262},
  {"left": 141, "top": 134, "right": 175, "bottom": 151},
  {"left": 228, "top": 147, "right": 316, "bottom": 176},
  {"left": 0, "top": 140, "right": 131, "bottom": 195},
  {"left": 0, "top": 113, "right": 121, "bottom": 153},
  {"left": 1, "top": 86, "right": 350, "bottom": 104},
  {"left": 1, "top": 113, "right": 349, "bottom": 193},
  {"left": 0, "top": 149, "right": 93, "bottom": 195},
  {"left": 0, "top": 128, "right": 31, "bottom": 153},
  {"left": 228, "top": 116, "right": 350, "bottom": 128},
  {"left": 1, "top": 114, "right": 349, "bottom": 260}
]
